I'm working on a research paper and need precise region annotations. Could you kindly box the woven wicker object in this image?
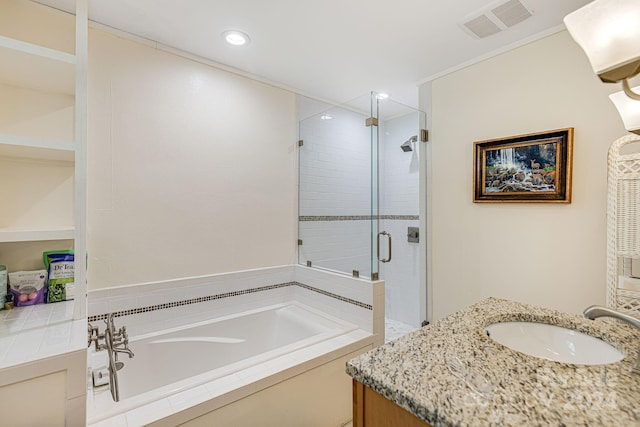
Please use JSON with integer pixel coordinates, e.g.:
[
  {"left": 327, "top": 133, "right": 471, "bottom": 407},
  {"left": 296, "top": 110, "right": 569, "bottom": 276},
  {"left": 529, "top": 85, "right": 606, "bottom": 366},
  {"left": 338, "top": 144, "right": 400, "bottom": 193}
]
[{"left": 607, "top": 135, "right": 640, "bottom": 315}]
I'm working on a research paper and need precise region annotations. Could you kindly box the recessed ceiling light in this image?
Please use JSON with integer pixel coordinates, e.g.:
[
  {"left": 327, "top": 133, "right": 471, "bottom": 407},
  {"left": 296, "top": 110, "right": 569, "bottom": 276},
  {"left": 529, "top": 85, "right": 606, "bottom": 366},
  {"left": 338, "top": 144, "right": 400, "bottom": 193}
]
[
  {"left": 320, "top": 114, "right": 333, "bottom": 120},
  {"left": 222, "top": 30, "right": 251, "bottom": 46},
  {"left": 376, "top": 92, "right": 389, "bottom": 100}
]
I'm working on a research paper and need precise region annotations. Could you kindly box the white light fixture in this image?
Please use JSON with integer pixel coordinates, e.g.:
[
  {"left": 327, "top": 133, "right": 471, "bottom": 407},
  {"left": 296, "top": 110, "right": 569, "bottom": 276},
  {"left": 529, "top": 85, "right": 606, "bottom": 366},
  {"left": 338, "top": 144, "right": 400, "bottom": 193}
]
[
  {"left": 222, "top": 30, "right": 251, "bottom": 46},
  {"left": 320, "top": 114, "right": 333, "bottom": 120},
  {"left": 564, "top": 0, "right": 640, "bottom": 100},
  {"left": 376, "top": 92, "right": 389, "bottom": 100},
  {"left": 610, "top": 87, "right": 640, "bottom": 135}
]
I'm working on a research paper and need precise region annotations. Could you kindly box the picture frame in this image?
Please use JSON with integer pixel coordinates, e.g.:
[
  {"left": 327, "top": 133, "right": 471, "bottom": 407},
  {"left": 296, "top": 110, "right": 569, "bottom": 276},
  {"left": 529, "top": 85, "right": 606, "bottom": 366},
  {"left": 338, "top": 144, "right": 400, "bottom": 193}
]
[{"left": 473, "top": 128, "right": 573, "bottom": 203}]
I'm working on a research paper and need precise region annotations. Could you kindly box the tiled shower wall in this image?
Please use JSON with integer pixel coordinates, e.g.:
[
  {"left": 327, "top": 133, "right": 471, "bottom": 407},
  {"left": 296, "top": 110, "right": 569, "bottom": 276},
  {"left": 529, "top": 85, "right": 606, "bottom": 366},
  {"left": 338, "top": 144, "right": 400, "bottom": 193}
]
[{"left": 298, "top": 99, "right": 421, "bottom": 327}]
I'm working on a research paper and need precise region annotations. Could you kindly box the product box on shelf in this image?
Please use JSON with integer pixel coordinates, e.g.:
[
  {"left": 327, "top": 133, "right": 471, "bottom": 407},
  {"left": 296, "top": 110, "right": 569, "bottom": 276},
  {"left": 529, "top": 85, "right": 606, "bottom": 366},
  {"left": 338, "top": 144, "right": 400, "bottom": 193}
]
[{"left": 8, "top": 270, "right": 47, "bottom": 306}]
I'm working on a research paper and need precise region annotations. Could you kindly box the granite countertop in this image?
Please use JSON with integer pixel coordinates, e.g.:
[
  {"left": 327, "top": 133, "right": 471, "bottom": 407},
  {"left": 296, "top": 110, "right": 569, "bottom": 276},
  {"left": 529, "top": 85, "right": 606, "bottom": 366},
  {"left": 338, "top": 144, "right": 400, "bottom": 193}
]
[{"left": 346, "top": 298, "right": 640, "bottom": 426}]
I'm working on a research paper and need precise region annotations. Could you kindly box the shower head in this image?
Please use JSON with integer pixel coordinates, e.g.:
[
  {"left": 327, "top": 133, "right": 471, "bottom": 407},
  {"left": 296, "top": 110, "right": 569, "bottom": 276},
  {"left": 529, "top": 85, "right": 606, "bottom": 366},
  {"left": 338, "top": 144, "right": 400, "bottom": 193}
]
[{"left": 400, "top": 135, "right": 418, "bottom": 152}]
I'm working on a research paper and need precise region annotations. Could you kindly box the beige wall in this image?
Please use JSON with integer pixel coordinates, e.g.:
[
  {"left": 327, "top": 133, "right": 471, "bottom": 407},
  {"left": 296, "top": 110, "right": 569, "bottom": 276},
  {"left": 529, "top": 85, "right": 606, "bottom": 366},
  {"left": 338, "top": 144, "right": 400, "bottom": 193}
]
[
  {"left": 422, "top": 31, "right": 631, "bottom": 321},
  {"left": 88, "top": 29, "right": 298, "bottom": 289}
]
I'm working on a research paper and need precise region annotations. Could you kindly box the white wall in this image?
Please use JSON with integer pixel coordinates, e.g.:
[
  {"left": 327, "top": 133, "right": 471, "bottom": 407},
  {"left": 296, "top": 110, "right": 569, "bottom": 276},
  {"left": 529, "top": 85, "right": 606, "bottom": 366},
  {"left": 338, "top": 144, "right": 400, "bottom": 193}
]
[
  {"left": 87, "top": 29, "right": 297, "bottom": 289},
  {"left": 422, "top": 30, "right": 629, "bottom": 321}
]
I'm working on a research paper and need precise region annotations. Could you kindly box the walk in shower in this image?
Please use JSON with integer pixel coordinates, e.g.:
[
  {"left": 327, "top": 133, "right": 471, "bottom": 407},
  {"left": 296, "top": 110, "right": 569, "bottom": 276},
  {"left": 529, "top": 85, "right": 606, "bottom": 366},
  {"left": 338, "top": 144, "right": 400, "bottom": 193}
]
[{"left": 297, "top": 92, "right": 426, "bottom": 341}]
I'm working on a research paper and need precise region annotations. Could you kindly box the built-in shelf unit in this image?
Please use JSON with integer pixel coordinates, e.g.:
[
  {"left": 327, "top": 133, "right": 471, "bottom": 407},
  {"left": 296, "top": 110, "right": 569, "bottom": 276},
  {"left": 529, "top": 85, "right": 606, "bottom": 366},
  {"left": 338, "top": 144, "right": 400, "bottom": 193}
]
[{"left": 0, "top": 0, "right": 86, "bottom": 319}]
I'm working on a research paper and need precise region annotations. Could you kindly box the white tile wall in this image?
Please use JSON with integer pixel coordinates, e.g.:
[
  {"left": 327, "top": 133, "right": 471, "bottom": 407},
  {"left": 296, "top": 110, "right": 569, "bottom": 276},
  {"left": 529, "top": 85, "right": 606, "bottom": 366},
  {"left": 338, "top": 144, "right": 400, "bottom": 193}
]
[
  {"left": 299, "top": 108, "right": 371, "bottom": 217},
  {"left": 87, "top": 265, "right": 296, "bottom": 317},
  {"left": 294, "top": 266, "right": 381, "bottom": 336},
  {"left": 380, "top": 112, "right": 421, "bottom": 216},
  {"left": 294, "top": 265, "right": 373, "bottom": 305},
  {"left": 87, "top": 265, "right": 379, "bottom": 336},
  {"left": 105, "top": 286, "right": 296, "bottom": 339}
]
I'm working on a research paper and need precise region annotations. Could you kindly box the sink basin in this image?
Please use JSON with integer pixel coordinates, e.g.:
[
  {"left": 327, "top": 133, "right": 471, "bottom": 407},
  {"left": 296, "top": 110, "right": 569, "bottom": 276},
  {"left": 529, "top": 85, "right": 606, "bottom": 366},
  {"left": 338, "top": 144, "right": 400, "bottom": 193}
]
[{"left": 484, "top": 322, "right": 624, "bottom": 365}]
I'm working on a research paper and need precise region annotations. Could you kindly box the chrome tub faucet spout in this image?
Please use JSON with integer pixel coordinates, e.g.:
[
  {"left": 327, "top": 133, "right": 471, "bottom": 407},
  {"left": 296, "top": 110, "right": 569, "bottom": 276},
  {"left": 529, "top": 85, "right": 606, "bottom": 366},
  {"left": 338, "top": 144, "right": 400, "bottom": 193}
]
[
  {"left": 584, "top": 305, "right": 640, "bottom": 374},
  {"left": 113, "top": 346, "right": 135, "bottom": 358}
]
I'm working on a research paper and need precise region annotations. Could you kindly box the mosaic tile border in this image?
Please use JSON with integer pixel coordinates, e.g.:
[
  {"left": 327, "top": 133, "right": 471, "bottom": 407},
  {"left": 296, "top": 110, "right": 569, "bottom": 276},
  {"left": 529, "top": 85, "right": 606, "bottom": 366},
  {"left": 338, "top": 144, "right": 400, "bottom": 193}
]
[
  {"left": 296, "top": 282, "right": 372, "bottom": 310},
  {"left": 380, "top": 215, "right": 419, "bottom": 220},
  {"left": 88, "top": 281, "right": 372, "bottom": 322},
  {"left": 299, "top": 215, "right": 419, "bottom": 221}
]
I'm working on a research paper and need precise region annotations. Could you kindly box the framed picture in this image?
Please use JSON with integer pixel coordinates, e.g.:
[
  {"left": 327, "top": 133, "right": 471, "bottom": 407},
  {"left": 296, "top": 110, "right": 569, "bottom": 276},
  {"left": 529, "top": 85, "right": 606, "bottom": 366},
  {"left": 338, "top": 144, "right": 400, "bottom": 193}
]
[{"left": 473, "top": 128, "right": 573, "bottom": 203}]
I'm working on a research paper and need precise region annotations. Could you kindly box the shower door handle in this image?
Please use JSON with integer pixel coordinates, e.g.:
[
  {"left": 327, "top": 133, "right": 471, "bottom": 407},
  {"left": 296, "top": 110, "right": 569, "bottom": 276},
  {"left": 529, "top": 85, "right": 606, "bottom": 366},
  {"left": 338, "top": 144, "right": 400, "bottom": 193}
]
[{"left": 377, "top": 231, "right": 392, "bottom": 263}]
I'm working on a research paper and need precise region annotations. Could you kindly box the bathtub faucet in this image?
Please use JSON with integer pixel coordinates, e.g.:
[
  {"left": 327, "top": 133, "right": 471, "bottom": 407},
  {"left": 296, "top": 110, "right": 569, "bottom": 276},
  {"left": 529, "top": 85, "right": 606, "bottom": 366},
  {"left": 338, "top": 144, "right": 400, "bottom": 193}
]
[
  {"left": 584, "top": 305, "right": 640, "bottom": 374},
  {"left": 87, "top": 323, "right": 106, "bottom": 351},
  {"left": 108, "top": 316, "right": 135, "bottom": 359},
  {"left": 113, "top": 346, "right": 135, "bottom": 358},
  {"left": 104, "top": 313, "right": 135, "bottom": 401},
  {"left": 87, "top": 314, "right": 134, "bottom": 356},
  {"left": 88, "top": 314, "right": 136, "bottom": 401}
]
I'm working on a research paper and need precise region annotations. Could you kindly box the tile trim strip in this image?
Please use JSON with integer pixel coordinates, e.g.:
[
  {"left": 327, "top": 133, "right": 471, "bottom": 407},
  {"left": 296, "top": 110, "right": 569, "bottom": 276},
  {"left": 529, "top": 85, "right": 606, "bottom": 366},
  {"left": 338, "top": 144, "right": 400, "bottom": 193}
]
[
  {"left": 88, "top": 281, "right": 372, "bottom": 322},
  {"left": 299, "top": 215, "right": 419, "bottom": 221},
  {"left": 295, "top": 282, "right": 372, "bottom": 310}
]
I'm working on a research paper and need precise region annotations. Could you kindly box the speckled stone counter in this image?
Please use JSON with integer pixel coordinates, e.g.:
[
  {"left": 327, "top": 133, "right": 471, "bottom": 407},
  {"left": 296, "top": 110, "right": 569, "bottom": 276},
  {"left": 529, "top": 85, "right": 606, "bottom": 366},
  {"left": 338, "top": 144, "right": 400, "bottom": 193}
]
[{"left": 346, "top": 298, "right": 640, "bottom": 426}]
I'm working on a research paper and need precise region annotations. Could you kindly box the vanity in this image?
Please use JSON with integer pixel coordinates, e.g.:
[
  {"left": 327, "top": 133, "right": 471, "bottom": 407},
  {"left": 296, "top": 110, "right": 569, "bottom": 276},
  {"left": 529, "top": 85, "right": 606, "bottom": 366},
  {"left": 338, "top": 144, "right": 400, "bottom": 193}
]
[{"left": 346, "top": 298, "right": 640, "bottom": 426}]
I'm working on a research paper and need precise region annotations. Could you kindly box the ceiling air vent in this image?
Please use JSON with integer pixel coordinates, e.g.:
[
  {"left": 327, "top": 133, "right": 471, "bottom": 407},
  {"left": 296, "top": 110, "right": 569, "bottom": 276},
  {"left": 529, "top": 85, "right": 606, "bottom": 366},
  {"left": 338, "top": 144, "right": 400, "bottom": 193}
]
[
  {"left": 492, "top": 0, "right": 533, "bottom": 27},
  {"left": 459, "top": 0, "right": 534, "bottom": 39},
  {"left": 463, "top": 15, "right": 502, "bottom": 39}
]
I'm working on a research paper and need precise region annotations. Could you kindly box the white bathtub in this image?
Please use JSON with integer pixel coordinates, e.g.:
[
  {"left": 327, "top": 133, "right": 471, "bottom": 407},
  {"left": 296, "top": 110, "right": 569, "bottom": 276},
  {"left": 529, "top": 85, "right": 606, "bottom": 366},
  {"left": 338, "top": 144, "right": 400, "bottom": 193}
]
[{"left": 88, "top": 301, "right": 370, "bottom": 425}]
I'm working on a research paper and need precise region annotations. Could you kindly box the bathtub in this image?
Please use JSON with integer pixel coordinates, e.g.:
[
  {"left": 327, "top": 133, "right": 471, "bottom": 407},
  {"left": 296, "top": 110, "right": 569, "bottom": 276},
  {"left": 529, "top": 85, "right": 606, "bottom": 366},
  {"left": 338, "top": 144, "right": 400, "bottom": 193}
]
[{"left": 88, "top": 300, "right": 374, "bottom": 426}]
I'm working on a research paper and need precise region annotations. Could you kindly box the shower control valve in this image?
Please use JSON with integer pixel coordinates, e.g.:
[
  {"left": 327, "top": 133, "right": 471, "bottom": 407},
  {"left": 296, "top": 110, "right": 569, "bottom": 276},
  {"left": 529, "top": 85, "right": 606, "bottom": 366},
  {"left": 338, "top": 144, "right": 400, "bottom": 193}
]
[{"left": 407, "top": 227, "right": 419, "bottom": 243}]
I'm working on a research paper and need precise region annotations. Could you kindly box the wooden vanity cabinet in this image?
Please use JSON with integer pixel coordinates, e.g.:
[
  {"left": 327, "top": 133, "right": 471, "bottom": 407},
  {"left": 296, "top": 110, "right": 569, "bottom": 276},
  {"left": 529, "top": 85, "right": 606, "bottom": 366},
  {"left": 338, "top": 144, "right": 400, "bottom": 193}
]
[{"left": 353, "top": 380, "right": 434, "bottom": 427}]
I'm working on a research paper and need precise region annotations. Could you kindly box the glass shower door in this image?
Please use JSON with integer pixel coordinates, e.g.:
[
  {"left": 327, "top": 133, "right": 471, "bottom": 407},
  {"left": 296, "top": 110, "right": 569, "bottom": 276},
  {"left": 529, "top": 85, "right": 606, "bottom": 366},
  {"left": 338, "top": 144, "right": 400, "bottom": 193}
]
[
  {"left": 297, "top": 92, "right": 427, "bottom": 340},
  {"left": 374, "top": 97, "right": 426, "bottom": 335},
  {"left": 297, "top": 94, "right": 377, "bottom": 278}
]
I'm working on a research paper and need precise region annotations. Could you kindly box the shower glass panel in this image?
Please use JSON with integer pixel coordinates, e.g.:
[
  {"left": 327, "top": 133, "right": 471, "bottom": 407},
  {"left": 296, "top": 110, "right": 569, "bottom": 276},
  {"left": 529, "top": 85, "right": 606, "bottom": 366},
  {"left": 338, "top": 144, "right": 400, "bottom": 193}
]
[
  {"left": 375, "top": 98, "right": 425, "bottom": 332},
  {"left": 298, "top": 94, "right": 376, "bottom": 278},
  {"left": 298, "top": 93, "right": 426, "bottom": 337}
]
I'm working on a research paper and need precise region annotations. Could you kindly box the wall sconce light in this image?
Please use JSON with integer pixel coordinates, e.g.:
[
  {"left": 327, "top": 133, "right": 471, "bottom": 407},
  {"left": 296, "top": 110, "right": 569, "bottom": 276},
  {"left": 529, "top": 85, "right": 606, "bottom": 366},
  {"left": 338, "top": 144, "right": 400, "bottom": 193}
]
[
  {"left": 609, "top": 86, "right": 640, "bottom": 134},
  {"left": 564, "top": 0, "right": 640, "bottom": 100}
]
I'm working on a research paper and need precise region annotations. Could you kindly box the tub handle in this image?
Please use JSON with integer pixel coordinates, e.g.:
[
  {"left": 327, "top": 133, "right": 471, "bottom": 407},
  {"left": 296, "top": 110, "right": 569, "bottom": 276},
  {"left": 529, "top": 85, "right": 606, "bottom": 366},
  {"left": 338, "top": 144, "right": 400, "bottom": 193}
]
[{"left": 377, "top": 231, "right": 392, "bottom": 263}]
